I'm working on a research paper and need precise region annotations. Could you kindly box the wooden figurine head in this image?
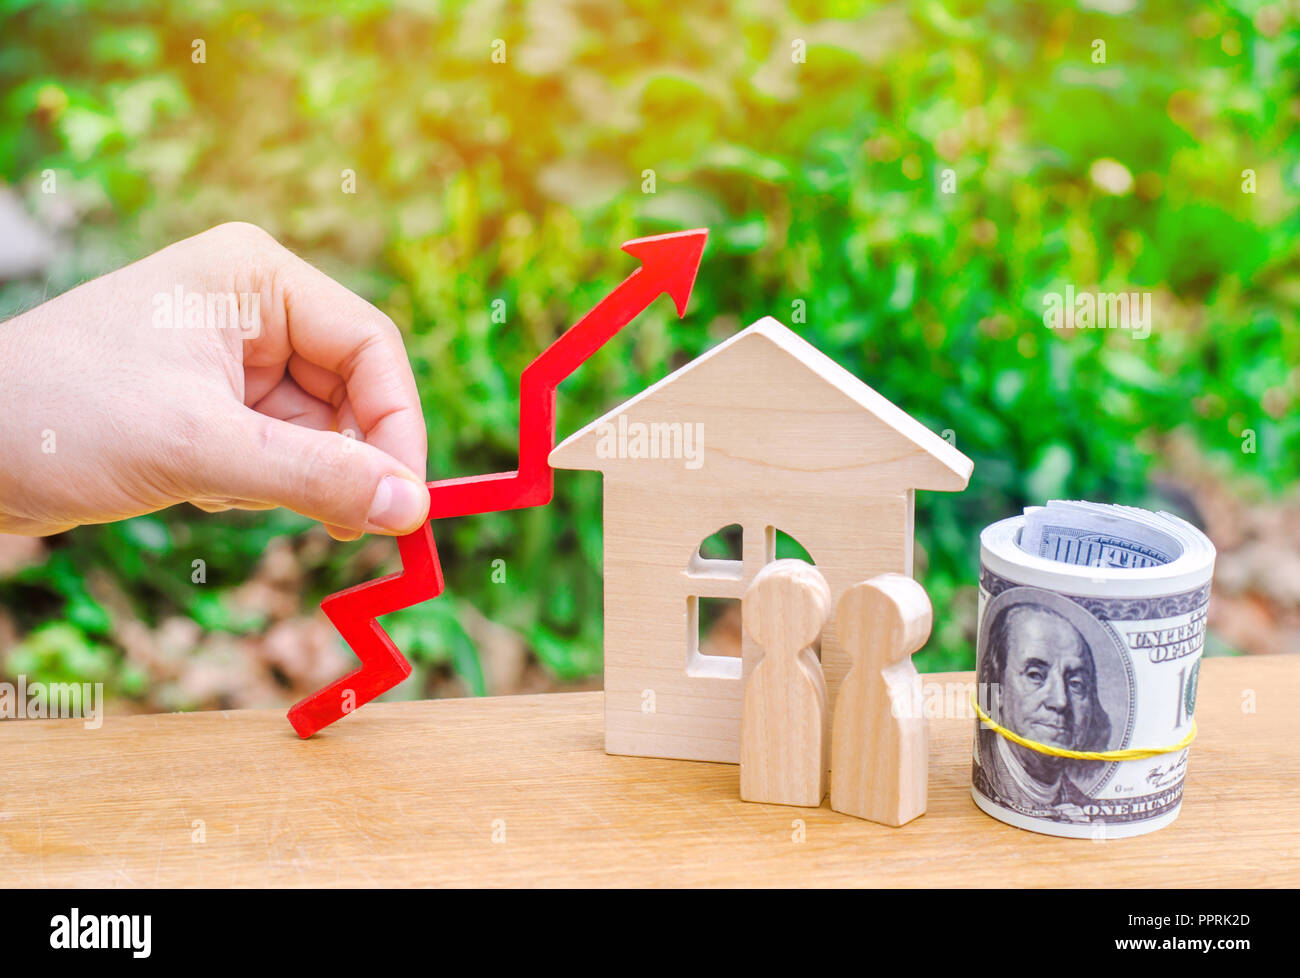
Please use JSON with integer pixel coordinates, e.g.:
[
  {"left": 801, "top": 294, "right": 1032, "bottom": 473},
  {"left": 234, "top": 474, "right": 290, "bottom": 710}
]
[
  {"left": 835, "top": 573, "right": 933, "bottom": 666},
  {"left": 742, "top": 559, "right": 833, "bottom": 655}
]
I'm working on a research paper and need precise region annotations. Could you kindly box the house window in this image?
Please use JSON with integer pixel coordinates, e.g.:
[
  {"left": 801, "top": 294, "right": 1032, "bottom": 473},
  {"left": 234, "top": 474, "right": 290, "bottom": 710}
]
[
  {"left": 685, "top": 524, "right": 816, "bottom": 678},
  {"left": 767, "top": 527, "right": 814, "bottom": 564},
  {"left": 685, "top": 523, "right": 745, "bottom": 679},
  {"left": 697, "top": 524, "right": 742, "bottom": 561},
  {"left": 695, "top": 596, "right": 742, "bottom": 658}
]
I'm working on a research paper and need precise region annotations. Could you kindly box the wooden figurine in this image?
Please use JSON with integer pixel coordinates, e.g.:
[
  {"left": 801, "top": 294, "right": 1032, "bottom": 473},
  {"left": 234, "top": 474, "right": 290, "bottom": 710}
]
[
  {"left": 830, "top": 573, "right": 933, "bottom": 826},
  {"left": 738, "top": 559, "right": 832, "bottom": 807},
  {"left": 549, "top": 316, "right": 972, "bottom": 763}
]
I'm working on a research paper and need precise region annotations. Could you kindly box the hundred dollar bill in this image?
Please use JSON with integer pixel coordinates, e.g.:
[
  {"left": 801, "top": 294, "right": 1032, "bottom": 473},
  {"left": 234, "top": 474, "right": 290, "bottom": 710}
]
[
  {"left": 1020, "top": 500, "right": 1183, "bottom": 569},
  {"left": 972, "top": 502, "right": 1215, "bottom": 839}
]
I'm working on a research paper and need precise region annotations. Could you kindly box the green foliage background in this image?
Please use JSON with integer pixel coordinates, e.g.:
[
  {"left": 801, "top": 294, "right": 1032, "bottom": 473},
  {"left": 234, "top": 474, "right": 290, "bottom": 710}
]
[{"left": 0, "top": 0, "right": 1296, "bottom": 701}]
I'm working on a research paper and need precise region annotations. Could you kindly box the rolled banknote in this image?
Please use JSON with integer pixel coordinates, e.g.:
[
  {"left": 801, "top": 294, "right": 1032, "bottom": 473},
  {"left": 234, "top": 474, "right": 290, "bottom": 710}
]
[{"left": 971, "top": 501, "right": 1215, "bottom": 838}]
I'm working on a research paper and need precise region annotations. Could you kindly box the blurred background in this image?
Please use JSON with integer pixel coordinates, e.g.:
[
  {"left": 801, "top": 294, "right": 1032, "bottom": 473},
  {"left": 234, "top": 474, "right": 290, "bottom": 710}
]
[{"left": 0, "top": 0, "right": 1297, "bottom": 715}]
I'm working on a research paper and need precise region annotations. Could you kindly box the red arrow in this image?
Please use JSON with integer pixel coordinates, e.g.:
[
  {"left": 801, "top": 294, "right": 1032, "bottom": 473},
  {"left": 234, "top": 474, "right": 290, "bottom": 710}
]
[{"left": 287, "top": 229, "right": 708, "bottom": 737}]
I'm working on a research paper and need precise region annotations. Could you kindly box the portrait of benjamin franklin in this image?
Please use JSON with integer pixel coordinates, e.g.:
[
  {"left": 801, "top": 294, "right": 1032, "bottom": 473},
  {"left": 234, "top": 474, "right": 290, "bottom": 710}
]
[{"left": 975, "top": 593, "right": 1120, "bottom": 817}]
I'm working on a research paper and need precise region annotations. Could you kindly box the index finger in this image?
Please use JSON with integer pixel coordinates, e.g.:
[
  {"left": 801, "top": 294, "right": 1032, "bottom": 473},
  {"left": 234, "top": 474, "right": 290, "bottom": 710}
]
[{"left": 256, "top": 249, "right": 429, "bottom": 481}]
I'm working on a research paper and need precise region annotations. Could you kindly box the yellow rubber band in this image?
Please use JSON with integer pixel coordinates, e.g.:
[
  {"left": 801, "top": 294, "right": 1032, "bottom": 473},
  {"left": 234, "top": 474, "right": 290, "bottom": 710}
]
[{"left": 970, "top": 693, "right": 1196, "bottom": 761}]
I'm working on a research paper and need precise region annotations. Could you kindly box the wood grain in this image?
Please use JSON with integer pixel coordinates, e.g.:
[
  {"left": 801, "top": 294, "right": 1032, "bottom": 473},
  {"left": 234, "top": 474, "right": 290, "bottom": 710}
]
[{"left": 0, "top": 655, "right": 1294, "bottom": 887}]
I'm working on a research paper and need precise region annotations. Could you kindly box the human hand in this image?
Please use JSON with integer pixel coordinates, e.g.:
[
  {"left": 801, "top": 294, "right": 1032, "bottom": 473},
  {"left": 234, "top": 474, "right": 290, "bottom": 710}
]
[{"left": 0, "top": 222, "right": 430, "bottom": 540}]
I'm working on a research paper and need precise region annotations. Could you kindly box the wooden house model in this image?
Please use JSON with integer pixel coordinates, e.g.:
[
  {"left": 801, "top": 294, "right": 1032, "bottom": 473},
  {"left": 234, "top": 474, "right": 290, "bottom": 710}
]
[{"left": 549, "top": 316, "right": 972, "bottom": 763}]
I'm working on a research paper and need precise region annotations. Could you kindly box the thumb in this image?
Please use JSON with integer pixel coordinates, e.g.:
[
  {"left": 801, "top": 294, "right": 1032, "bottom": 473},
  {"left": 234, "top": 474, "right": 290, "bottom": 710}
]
[{"left": 192, "top": 409, "right": 430, "bottom": 535}]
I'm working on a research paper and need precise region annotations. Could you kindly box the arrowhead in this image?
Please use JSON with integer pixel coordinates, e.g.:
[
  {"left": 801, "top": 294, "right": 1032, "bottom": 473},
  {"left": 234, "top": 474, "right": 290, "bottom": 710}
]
[{"left": 621, "top": 228, "right": 708, "bottom": 317}]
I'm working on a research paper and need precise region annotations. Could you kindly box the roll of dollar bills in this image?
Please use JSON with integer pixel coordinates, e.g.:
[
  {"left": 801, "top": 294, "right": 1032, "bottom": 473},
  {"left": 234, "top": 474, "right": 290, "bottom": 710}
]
[{"left": 971, "top": 500, "right": 1215, "bottom": 839}]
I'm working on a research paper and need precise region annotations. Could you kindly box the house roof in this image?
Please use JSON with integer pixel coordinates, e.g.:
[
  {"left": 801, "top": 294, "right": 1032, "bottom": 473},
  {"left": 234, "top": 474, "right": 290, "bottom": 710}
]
[{"left": 549, "top": 316, "right": 973, "bottom": 492}]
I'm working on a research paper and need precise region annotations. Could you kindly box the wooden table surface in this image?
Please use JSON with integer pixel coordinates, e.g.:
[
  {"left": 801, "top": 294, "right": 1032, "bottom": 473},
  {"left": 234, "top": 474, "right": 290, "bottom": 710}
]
[{"left": 1, "top": 655, "right": 1296, "bottom": 887}]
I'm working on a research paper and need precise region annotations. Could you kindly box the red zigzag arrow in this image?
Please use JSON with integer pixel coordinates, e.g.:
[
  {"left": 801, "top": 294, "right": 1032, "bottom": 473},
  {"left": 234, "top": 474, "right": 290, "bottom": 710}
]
[{"left": 287, "top": 229, "right": 709, "bottom": 737}]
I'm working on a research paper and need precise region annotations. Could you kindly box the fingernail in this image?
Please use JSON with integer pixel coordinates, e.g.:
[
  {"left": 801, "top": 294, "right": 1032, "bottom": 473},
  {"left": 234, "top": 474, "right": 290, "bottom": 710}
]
[{"left": 366, "top": 475, "right": 428, "bottom": 533}]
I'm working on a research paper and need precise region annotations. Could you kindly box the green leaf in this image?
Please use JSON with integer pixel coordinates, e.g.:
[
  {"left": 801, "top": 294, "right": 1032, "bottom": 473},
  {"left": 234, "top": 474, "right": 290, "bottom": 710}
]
[
  {"left": 121, "top": 516, "right": 173, "bottom": 555},
  {"left": 1026, "top": 443, "right": 1075, "bottom": 503},
  {"left": 90, "top": 27, "right": 161, "bottom": 69}
]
